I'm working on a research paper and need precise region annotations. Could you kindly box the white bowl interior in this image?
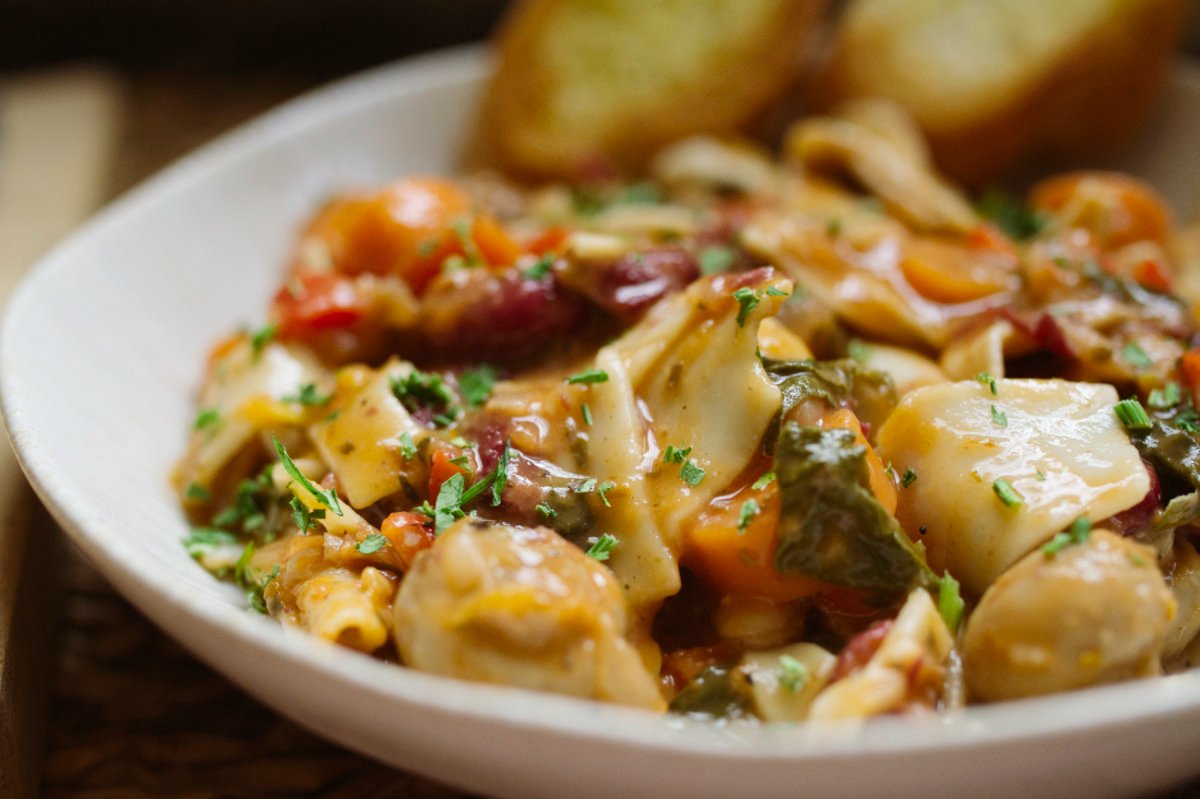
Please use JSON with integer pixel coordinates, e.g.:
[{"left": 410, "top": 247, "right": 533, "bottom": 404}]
[{"left": 6, "top": 46, "right": 1200, "bottom": 799}]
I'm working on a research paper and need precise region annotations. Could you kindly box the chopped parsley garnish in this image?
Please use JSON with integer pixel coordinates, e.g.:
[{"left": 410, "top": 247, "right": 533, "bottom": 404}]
[
  {"left": 391, "top": 370, "right": 461, "bottom": 427},
  {"left": 1122, "top": 341, "right": 1153, "bottom": 370},
  {"left": 193, "top": 408, "right": 220, "bottom": 431},
  {"left": 566, "top": 368, "right": 609, "bottom": 385},
  {"left": 1148, "top": 381, "right": 1182, "bottom": 409},
  {"left": 977, "top": 188, "right": 1047, "bottom": 241},
  {"left": 422, "top": 443, "right": 512, "bottom": 533},
  {"left": 182, "top": 527, "right": 238, "bottom": 558},
  {"left": 212, "top": 469, "right": 276, "bottom": 533},
  {"left": 398, "top": 431, "right": 417, "bottom": 460},
  {"left": 680, "top": 459, "right": 706, "bottom": 487},
  {"left": 663, "top": 444, "right": 693, "bottom": 464},
  {"left": 356, "top": 532, "right": 388, "bottom": 555},
  {"left": 575, "top": 478, "right": 598, "bottom": 494},
  {"left": 492, "top": 441, "right": 511, "bottom": 507},
  {"left": 737, "top": 499, "right": 760, "bottom": 535},
  {"left": 847, "top": 339, "right": 871, "bottom": 364},
  {"left": 233, "top": 541, "right": 279, "bottom": 614},
  {"left": 290, "top": 495, "right": 325, "bottom": 534},
  {"left": 975, "top": 372, "right": 998, "bottom": 395},
  {"left": 522, "top": 253, "right": 555, "bottom": 281},
  {"left": 992, "top": 477, "right": 1022, "bottom": 509},
  {"left": 452, "top": 216, "right": 483, "bottom": 266},
  {"left": 1176, "top": 408, "right": 1200, "bottom": 433},
  {"left": 1114, "top": 398, "right": 1152, "bottom": 431},
  {"left": 581, "top": 403, "right": 593, "bottom": 426},
  {"left": 283, "top": 382, "right": 331, "bottom": 406},
  {"left": 586, "top": 533, "right": 619, "bottom": 561},
  {"left": 459, "top": 364, "right": 498, "bottom": 408},
  {"left": 249, "top": 322, "right": 277, "bottom": 359},
  {"left": 901, "top": 468, "right": 918, "bottom": 488},
  {"left": 990, "top": 404, "right": 1008, "bottom": 428},
  {"left": 273, "top": 437, "right": 343, "bottom": 516},
  {"left": 751, "top": 471, "right": 776, "bottom": 490},
  {"left": 535, "top": 502, "right": 557, "bottom": 520},
  {"left": 1036, "top": 469, "right": 1047, "bottom": 481},
  {"left": 937, "top": 572, "right": 964, "bottom": 632},
  {"left": 185, "top": 482, "right": 211, "bottom": 502},
  {"left": 698, "top": 245, "right": 736, "bottom": 275},
  {"left": 732, "top": 287, "right": 759, "bottom": 327},
  {"left": 778, "top": 655, "right": 809, "bottom": 693},
  {"left": 1042, "top": 517, "right": 1092, "bottom": 557},
  {"left": 596, "top": 481, "right": 616, "bottom": 507}
]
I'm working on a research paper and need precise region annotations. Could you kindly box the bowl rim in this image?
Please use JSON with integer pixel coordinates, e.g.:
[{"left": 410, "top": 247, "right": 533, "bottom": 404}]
[{"left": 5, "top": 42, "right": 1200, "bottom": 764}]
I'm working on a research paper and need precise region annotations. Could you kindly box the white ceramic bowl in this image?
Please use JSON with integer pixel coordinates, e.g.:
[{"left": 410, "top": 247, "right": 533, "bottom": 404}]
[{"left": 6, "top": 46, "right": 1200, "bottom": 799}]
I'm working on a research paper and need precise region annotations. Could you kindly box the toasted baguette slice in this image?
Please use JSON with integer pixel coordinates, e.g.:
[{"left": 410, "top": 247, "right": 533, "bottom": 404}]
[
  {"left": 820, "top": 0, "right": 1185, "bottom": 185},
  {"left": 475, "top": 0, "right": 827, "bottom": 180}
]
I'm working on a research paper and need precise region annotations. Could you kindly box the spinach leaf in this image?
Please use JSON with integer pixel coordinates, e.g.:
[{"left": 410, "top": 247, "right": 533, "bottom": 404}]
[
  {"left": 773, "top": 424, "right": 933, "bottom": 595},
  {"left": 667, "top": 666, "right": 749, "bottom": 720},
  {"left": 763, "top": 358, "right": 896, "bottom": 436}
]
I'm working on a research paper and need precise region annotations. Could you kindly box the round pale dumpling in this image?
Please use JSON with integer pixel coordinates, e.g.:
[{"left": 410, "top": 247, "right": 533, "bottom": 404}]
[
  {"left": 394, "top": 519, "right": 664, "bottom": 710},
  {"left": 963, "top": 530, "right": 1175, "bottom": 702}
]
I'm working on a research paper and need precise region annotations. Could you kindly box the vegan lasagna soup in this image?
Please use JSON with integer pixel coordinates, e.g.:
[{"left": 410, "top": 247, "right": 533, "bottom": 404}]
[{"left": 177, "top": 103, "right": 1200, "bottom": 720}]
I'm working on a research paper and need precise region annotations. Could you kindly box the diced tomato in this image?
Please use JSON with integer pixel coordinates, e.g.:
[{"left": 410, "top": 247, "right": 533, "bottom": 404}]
[
  {"left": 272, "top": 272, "right": 369, "bottom": 340},
  {"left": 966, "top": 223, "right": 1020, "bottom": 259},
  {"left": 1181, "top": 349, "right": 1200, "bottom": 406},
  {"left": 1132, "top": 258, "right": 1173, "bottom": 293},
  {"left": 427, "top": 443, "right": 472, "bottom": 500},
  {"left": 380, "top": 511, "right": 436, "bottom": 571},
  {"left": 524, "top": 225, "right": 570, "bottom": 256}
]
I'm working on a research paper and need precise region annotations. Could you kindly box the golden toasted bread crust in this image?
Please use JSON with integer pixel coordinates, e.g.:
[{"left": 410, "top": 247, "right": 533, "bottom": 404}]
[
  {"left": 821, "top": 0, "right": 1185, "bottom": 185},
  {"left": 474, "top": 0, "right": 828, "bottom": 180}
]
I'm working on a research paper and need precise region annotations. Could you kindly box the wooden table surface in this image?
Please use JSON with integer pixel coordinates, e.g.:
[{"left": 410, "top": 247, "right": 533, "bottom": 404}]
[{"left": 4, "top": 63, "right": 1200, "bottom": 799}]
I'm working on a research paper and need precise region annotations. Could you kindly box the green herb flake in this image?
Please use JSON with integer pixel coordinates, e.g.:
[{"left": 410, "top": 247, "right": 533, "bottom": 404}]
[
  {"left": 1114, "top": 398, "right": 1153, "bottom": 431},
  {"left": 596, "top": 481, "right": 616, "bottom": 507},
  {"left": 535, "top": 502, "right": 557, "bottom": 520},
  {"left": 182, "top": 527, "right": 238, "bottom": 558},
  {"left": 566, "top": 368, "right": 609, "bottom": 386},
  {"left": 992, "top": 477, "right": 1022, "bottom": 509},
  {"left": 273, "top": 437, "right": 343, "bottom": 516},
  {"left": 491, "top": 441, "right": 511, "bottom": 507},
  {"left": 522, "top": 253, "right": 555, "bottom": 281},
  {"left": 975, "top": 372, "right": 998, "bottom": 396},
  {"left": 698, "top": 245, "right": 736, "bottom": 275},
  {"left": 356, "top": 532, "right": 388, "bottom": 555},
  {"left": 398, "top": 431, "right": 418, "bottom": 460},
  {"left": 680, "top": 459, "right": 706, "bottom": 487},
  {"left": 575, "top": 478, "right": 598, "bottom": 494},
  {"left": 1042, "top": 517, "right": 1092, "bottom": 557},
  {"left": 586, "top": 533, "right": 619, "bottom": 561},
  {"left": 1036, "top": 469, "right": 1047, "bottom": 481},
  {"left": 937, "top": 572, "right": 965, "bottom": 633},
  {"left": 826, "top": 217, "right": 843, "bottom": 238},
  {"left": 663, "top": 444, "right": 693, "bottom": 464},
  {"left": 901, "top": 468, "right": 918, "bottom": 488},
  {"left": 283, "top": 382, "right": 331, "bottom": 406},
  {"left": 391, "top": 370, "right": 460, "bottom": 426},
  {"left": 459, "top": 364, "right": 498, "bottom": 408},
  {"left": 977, "top": 189, "right": 1047, "bottom": 241},
  {"left": 732, "top": 287, "right": 759, "bottom": 328},
  {"left": 581, "top": 402, "right": 593, "bottom": 426},
  {"left": 751, "top": 471, "right": 776, "bottom": 490},
  {"left": 1122, "top": 341, "right": 1153, "bottom": 370},
  {"left": 1148, "top": 381, "right": 1182, "bottom": 410},
  {"left": 185, "top": 482, "right": 211, "bottom": 502},
  {"left": 737, "top": 499, "right": 761, "bottom": 535},
  {"left": 990, "top": 404, "right": 1008, "bottom": 428},
  {"left": 250, "top": 322, "right": 277, "bottom": 359},
  {"left": 778, "top": 655, "right": 809, "bottom": 693},
  {"left": 1177, "top": 408, "right": 1200, "bottom": 433},
  {"left": 847, "top": 339, "right": 872, "bottom": 365},
  {"left": 193, "top": 408, "right": 220, "bottom": 431},
  {"left": 290, "top": 495, "right": 325, "bottom": 534}
]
